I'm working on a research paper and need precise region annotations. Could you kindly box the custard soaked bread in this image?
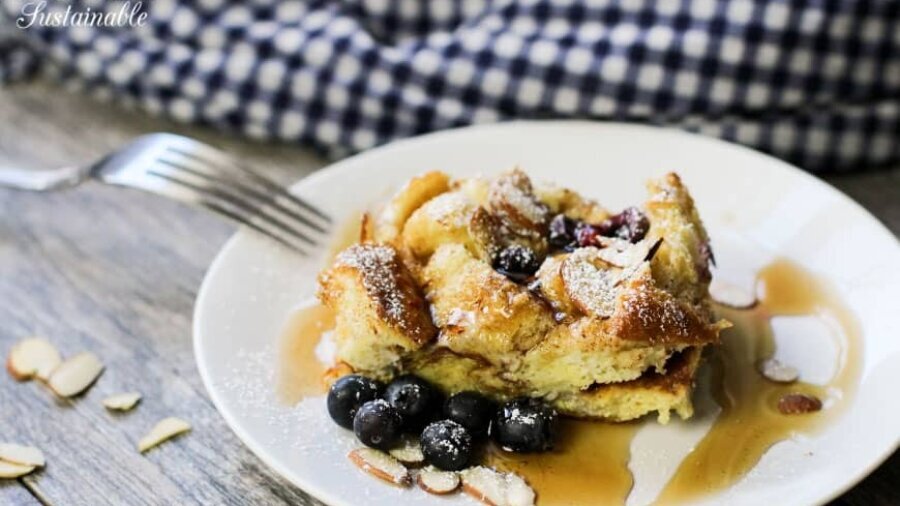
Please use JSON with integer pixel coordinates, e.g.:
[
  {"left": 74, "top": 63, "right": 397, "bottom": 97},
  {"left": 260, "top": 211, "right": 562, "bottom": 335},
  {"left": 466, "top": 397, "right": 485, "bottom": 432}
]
[{"left": 318, "top": 170, "right": 729, "bottom": 423}]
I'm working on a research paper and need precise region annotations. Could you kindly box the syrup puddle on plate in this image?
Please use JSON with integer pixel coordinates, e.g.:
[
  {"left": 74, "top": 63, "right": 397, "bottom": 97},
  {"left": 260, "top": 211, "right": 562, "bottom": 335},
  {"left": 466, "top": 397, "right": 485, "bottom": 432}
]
[
  {"left": 276, "top": 303, "right": 333, "bottom": 404},
  {"left": 487, "top": 420, "right": 640, "bottom": 505},
  {"left": 276, "top": 212, "right": 363, "bottom": 405},
  {"left": 655, "top": 258, "right": 861, "bottom": 504},
  {"left": 276, "top": 245, "right": 861, "bottom": 505}
]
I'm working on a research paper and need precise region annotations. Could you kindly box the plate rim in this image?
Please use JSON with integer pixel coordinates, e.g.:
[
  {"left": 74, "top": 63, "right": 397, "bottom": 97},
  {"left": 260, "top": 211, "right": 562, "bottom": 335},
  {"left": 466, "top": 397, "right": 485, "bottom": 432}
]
[{"left": 193, "top": 120, "right": 900, "bottom": 506}]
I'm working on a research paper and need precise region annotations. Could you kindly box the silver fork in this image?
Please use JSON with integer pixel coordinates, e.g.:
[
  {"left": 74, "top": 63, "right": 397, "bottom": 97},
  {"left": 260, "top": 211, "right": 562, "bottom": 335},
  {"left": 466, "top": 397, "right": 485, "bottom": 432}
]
[{"left": 0, "top": 133, "right": 330, "bottom": 254}]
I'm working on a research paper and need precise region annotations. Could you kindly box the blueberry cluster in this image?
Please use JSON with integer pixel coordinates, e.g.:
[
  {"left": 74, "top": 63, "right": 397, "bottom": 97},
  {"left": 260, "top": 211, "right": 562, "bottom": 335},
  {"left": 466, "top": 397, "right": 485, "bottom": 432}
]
[
  {"left": 492, "top": 208, "right": 651, "bottom": 283},
  {"left": 327, "top": 374, "right": 558, "bottom": 471},
  {"left": 549, "top": 207, "right": 650, "bottom": 251}
]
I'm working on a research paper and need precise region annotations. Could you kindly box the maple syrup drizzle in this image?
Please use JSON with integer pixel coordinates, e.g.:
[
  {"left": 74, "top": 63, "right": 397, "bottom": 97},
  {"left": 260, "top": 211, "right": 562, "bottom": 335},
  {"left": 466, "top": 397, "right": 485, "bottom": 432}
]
[
  {"left": 655, "top": 259, "right": 861, "bottom": 504},
  {"left": 275, "top": 213, "right": 364, "bottom": 405},
  {"left": 487, "top": 420, "right": 640, "bottom": 506},
  {"left": 276, "top": 304, "right": 334, "bottom": 404},
  {"left": 276, "top": 219, "right": 861, "bottom": 506}
]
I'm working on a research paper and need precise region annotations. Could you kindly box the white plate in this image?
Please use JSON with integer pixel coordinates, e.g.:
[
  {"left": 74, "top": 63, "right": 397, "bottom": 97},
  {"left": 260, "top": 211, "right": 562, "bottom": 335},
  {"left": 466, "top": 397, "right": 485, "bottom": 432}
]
[{"left": 194, "top": 121, "right": 900, "bottom": 506}]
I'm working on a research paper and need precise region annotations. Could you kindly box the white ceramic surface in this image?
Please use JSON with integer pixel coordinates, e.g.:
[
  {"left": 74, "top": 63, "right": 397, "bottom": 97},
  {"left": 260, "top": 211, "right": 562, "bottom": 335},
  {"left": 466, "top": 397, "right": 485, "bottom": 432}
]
[{"left": 194, "top": 121, "right": 900, "bottom": 506}]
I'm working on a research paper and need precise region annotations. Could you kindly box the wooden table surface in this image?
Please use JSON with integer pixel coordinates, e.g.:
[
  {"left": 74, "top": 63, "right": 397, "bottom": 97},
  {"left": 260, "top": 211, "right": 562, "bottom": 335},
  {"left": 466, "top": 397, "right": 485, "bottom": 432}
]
[{"left": 1, "top": 82, "right": 897, "bottom": 506}]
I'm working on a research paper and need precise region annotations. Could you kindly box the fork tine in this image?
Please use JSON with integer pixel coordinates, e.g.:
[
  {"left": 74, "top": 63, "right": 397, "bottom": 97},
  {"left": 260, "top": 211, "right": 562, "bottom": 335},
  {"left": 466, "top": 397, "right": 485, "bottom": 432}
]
[
  {"left": 202, "top": 201, "right": 309, "bottom": 255},
  {"left": 166, "top": 144, "right": 332, "bottom": 223},
  {"left": 147, "top": 167, "right": 316, "bottom": 252},
  {"left": 157, "top": 155, "right": 328, "bottom": 234}
]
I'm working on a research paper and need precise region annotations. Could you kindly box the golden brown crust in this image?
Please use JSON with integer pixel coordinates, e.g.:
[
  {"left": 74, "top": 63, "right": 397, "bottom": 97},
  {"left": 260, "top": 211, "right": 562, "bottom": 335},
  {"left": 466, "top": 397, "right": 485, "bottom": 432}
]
[
  {"left": 607, "top": 266, "right": 727, "bottom": 346},
  {"left": 488, "top": 168, "right": 549, "bottom": 232},
  {"left": 320, "top": 243, "right": 436, "bottom": 346},
  {"left": 374, "top": 171, "right": 451, "bottom": 244},
  {"left": 646, "top": 172, "right": 713, "bottom": 304},
  {"left": 317, "top": 170, "right": 727, "bottom": 422},
  {"left": 424, "top": 244, "right": 555, "bottom": 362},
  {"left": 400, "top": 192, "right": 500, "bottom": 263},
  {"left": 486, "top": 168, "right": 550, "bottom": 255},
  {"left": 534, "top": 183, "right": 609, "bottom": 222},
  {"left": 592, "top": 347, "right": 698, "bottom": 395}
]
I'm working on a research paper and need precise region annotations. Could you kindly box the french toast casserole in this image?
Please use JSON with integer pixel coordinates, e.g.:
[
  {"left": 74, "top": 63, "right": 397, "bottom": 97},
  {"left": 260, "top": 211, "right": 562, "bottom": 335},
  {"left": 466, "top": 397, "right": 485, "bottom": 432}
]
[{"left": 318, "top": 169, "right": 729, "bottom": 423}]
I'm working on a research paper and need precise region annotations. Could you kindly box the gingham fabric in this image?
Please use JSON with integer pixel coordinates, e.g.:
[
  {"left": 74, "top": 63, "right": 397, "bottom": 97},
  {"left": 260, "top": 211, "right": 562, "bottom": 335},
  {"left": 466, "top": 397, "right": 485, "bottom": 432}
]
[{"left": 2, "top": 0, "right": 898, "bottom": 172}]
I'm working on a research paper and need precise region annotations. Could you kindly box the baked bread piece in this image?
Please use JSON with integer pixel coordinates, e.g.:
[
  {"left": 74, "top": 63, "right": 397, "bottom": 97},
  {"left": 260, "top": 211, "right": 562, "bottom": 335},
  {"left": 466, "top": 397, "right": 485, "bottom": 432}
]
[
  {"left": 318, "top": 244, "right": 437, "bottom": 375},
  {"left": 317, "top": 169, "right": 728, "bottom": 422}
]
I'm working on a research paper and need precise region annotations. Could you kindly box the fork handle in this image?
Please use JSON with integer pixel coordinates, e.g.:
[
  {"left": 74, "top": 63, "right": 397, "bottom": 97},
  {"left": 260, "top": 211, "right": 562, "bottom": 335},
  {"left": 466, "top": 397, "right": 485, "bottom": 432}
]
[{"left": 0, "top": 166, "right": 86, "bottom": 191}]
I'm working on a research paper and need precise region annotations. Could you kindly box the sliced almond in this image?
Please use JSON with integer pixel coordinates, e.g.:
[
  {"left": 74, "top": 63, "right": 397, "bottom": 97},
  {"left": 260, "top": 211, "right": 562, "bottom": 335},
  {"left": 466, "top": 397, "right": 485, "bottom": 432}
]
[
  {"left": 103, "top": 392, "right": 142, "bottom": 411},
  {"left": 757, "top": 358, "right": 799, "bottom": 384},
  {"left": 388, "top": 436, "right": 425, "bottom": 466},
  {"left": 0, "top": 444, "right": 45, "bottom": 467},
  {"left": 595, "top": 237, "right": 661, "bottom": 268},
  {"left": 778, "top": 393, "right": 822, "bottom": 415},
  {"left": 461, "top": 466, "right": 536, "bottom": 506},
  {"left": 138, "top": 417, "right": 192, "bottom": 453},
  {"left": 417, "top": 466, "right": 460, "bottom": 495},
  {"left": 487, "top": 169, "right": 549, "bottom": 233},
  {"left": 6, "top": 338, "right": 62, "bottom": 381},
  {"left": 561, "top": 247, "right": 625, "bottom": 318},
  {"left": 709, "top": 279, "right": 757, "bottom": 309},
  {"left": 0, "top": 460, "right": 35, "bottom": 479},
  {"left": 348, "top": 448, "right": 410, "bottom": 486},
  {"left": 47, "top": 352, "right": 104, "bottom": 398}
]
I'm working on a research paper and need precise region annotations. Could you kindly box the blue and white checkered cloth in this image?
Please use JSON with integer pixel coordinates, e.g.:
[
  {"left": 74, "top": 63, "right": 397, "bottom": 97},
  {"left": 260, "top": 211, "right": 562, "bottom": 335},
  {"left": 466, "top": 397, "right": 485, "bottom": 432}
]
[{"left": 2, "top": 0, "right": 898, "bottom": 172}]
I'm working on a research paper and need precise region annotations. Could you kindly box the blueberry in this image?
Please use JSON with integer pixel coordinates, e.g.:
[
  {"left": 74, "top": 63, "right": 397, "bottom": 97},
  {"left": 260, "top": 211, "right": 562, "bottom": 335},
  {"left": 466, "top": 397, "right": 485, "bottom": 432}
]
[
  {"left": 327, "top": 375, "right": 383, "bottom": 429},
  {"left": 494, "top": 245, "right": 541, "bottom": 282},
  {"left": 492, "top": 398, "right": 558, "bottom": 453},
  {"left": 353, "top": 399, "right": 403, "bottom": 450},
  {"left": 420, "top": 420, "right": 474, "bottom": 471},
  {"left": 385, "top": 375, "right": 441, "bottom": 431},
  {"left": 597, "top": 207, "right": 649, "bottom": 243},
  {"left": 548, "top": 214, "right": 577, "bottom": 249},
  {"left": 574, "top": 222, "right": 600, "bottom": 247},
  {"left": 444, "top": 391, "right": 495, "bottom": 439}
]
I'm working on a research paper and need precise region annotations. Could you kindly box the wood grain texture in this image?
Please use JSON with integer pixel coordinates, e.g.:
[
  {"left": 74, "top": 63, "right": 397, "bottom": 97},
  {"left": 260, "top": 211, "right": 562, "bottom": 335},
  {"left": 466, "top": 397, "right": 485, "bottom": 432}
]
[
  {"left": 0, "top": 481, "right": 42, "bottom": 506},
  {"left": 1, "top": 82, "right": 322, "bottom": 506},
  {"left": 0, "top": 82, "right": 897, "bottom": 505}
]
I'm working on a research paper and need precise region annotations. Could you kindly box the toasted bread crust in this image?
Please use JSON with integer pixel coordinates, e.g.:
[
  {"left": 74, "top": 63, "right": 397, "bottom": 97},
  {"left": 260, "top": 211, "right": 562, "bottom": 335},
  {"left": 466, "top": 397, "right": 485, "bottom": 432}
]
[
  {"left": 607, "top": 264, "right": 729, "bottom": 346},
  {"left": 318, "top": 243, "right": 437, "bottom": 375},
  {"left": 317, "top": 170, "right": 727, "bottom": 422},
  {"left": 375, "top": 171, "right": 451, "bottom": 244},
  {"left": 424, "top": 244, "right": 555, "bottom": 362},
  {"left": 320, "top": 244, "right": 436, "bottom": 346}
]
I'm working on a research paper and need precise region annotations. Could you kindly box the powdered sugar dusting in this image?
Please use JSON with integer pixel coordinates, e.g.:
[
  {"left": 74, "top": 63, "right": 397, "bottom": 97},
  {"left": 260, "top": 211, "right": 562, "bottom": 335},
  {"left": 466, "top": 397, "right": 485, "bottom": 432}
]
[
  {"left": 335, "top": 246, "right": 400, "bottom": 317},
  {"left": 624, "top": 284, "right": 694, "bottom": 339},
  {"left": 494, "top": 171, "right": 548, "bottom": 226},
  {"left": 562, "top": 247, "right": 623, "bottom": 318},
  {"left": 215, "top": 349, "right": 347, "bottom": 468},
  {"left": 488, "top": 170, "right": 549, "bottom": 241},
  {"left": 335, "top": 244, "right": 429, "bottom": 338},
  {"left": 424, "top": 420, "right": 471, "bottom": 463},
  {"left": 425, "top": 192, "right": 472, "bottom": 227}
]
